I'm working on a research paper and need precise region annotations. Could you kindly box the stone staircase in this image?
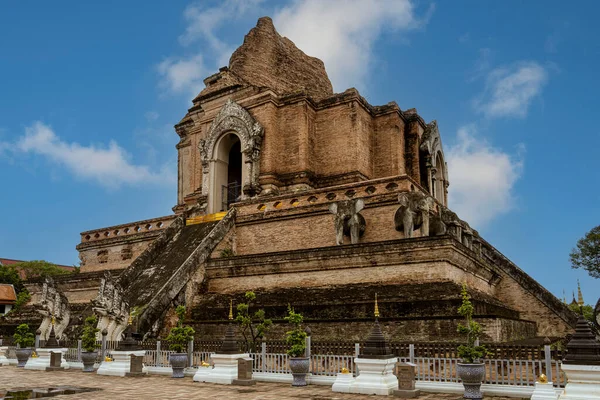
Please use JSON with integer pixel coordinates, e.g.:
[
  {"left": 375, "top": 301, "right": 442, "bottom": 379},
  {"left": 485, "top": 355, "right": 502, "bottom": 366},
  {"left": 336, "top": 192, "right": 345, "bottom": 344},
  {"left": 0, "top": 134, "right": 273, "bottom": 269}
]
[{"left": 117, "top": 209, "right": 236, "bottom": 335}]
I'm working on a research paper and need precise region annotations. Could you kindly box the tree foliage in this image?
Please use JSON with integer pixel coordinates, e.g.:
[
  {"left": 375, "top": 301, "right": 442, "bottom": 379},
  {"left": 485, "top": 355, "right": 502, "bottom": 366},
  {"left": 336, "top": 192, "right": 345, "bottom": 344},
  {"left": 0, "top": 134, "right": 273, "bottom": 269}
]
[
  {"left": 457, "top": 284, "right": 487, "bottom": 363},
  {"left": 165, "top": 305, "right": 195, "bottom": 353},
  {"left": 80, "top": 315, "right": 100, "bottom": 352},
  {"left": 570, "top": 225, "right": 600, "bottom": 279},
  {"left": 234, "top": 291, "right": 272, "bottom": 352},
  {"left": 568, "top": 302, "right": 595, "bottom": 323},
  {"left": 13, "top": 323, "right": 35, "bottom": 348},
  {"left": 284, "top": 305, "right": 307, "bottom": 358}
]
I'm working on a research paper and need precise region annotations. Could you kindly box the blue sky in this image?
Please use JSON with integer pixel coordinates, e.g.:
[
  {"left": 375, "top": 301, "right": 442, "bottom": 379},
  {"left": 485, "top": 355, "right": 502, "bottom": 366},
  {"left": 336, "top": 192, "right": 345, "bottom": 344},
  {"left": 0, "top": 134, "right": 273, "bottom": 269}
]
[{"left": 1, "top": 1, "right": 598, "bottom": 302}]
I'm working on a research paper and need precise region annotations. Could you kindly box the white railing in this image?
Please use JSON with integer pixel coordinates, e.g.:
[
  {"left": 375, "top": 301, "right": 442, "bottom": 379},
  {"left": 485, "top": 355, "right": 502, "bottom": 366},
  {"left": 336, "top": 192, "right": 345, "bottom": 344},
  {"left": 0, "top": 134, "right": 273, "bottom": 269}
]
[
  {"left": 61, "top": 338, "right": 567, "bottom": 389},
  {"left": 398, "top": 356, "right": 566, "bottom": 388},
  {"left": 252, "top": 352, "right": 291, "bottom": 374},
  {"left": 310, "top": 354, "right": 356, "bottom": 376}
]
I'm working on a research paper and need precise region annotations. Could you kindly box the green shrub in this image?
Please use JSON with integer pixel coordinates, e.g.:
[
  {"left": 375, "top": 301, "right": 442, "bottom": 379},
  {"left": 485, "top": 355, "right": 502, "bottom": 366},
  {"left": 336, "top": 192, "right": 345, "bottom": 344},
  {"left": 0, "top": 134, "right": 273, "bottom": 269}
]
[
  {"left": 456, "top": 284, "right": 487, "bottom": 363},
  {"left": 234, "top": 291, "right": 272, "bottom": 353},
  {"left": 13, "top": 323, "right": 35, "bottom": 348},
  {"left": 80, "top": 315, "right": 99, "bottom": 352},
  {"left": 165, "top": 305, "right": 195, "bottom": 353},
  {"left": 284, "top": 305, "right": 307, "bottom": 358}
]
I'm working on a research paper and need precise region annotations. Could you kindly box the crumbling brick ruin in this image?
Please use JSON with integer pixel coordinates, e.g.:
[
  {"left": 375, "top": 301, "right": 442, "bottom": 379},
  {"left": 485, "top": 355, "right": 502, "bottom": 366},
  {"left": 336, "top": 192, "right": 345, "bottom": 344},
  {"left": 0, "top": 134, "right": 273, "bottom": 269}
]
[{"left": 5, "top": 17, "right": 576, "bottom": 343}]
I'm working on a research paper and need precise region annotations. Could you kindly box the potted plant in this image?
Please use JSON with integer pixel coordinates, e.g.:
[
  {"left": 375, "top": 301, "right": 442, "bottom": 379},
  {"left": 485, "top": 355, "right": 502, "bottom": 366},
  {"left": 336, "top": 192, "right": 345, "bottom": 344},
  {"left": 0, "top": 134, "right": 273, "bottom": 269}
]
[
  {"left": 80, "top": 315, "right": 99, "bottom": 372},
  {"left": 13, "top": 323, "right": 35, "bottom": 367},
  {"left": 165, "top": 305, "right": 195, "bottom": 378},
  {"left": 285, "top": 305, "right": 309, "bottom": 386},
  {"left": 456, "top": 284, "right": 488, "bottom": 399}
]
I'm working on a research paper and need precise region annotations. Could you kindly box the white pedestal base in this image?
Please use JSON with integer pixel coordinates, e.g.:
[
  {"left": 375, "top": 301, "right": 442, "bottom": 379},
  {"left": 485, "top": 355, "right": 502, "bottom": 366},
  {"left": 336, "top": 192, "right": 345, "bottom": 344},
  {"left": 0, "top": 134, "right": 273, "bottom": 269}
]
[
  {"left": 0, "top": 346, "right": 10, "bottom": 366},
  {"left": 24, "top": 348, "right": 69, "bottom": 370},
  {"left": 193, "top": 353, "right": 248, "bottom": 385},
  {"left": 332, "top": 372, "right": 355, "bottom": 393},
  {"left": 349, "top": 357, "right": 399, "bottom": 395},
  {"left": 531, "top": 381, "right": 559, "bottom": 400},
  {"left": 558, "top": 364, "right": 600, "bottom": 400},
  {"left": 96, "top": 350, "right": 146, "bottom": 377}
]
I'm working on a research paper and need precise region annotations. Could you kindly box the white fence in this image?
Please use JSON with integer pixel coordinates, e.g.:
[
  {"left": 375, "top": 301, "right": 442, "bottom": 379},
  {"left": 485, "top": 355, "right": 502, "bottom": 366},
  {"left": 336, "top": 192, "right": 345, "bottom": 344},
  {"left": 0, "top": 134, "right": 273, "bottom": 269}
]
[{"left": 9, "top": 336, "right": 566, "bottom": 391}]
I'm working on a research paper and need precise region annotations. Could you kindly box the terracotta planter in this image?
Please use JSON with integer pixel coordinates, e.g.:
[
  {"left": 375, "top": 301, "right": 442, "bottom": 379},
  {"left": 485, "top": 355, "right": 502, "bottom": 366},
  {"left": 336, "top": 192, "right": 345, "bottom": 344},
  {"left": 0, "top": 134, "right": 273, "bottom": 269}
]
[
  {"left": 289, "top": 357, "right": 310, "bottom": 386},
  {"left": 81, "top": 351, "right": 97, "bottom": 372},
  {"left": 457, "top": 363, "right": 486, "bottom": 399},
  {"left": 15, "top": 348, "right": 32, "bottom": 368},
  {"left": 169, "top": 353, "right": 188, "bottom": 378}
]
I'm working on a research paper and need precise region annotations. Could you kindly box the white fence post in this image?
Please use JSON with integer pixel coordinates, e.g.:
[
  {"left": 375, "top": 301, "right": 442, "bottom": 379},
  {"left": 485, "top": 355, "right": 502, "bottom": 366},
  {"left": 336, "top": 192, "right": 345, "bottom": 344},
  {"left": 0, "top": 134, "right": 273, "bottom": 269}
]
[
  {"left": 409, "top": 344, "right": 415, "bottom": 364},
  {"left": 188, "top": 339, "right": 194, "bottom": 367},
  {"left": 100, "top": 331, "right": 107, "bottom": 360},
  {"left": 544, "top": 345, "right": 553, "bottom": 383},
  {"left": 156, "top": 341, "right": 161, "bottom": 367},
  {"left": 261, "top": 341, "right": 267, "bottom": 373},
  {"left": 77, "top": 339, "right": 82, "bottom": 362}
]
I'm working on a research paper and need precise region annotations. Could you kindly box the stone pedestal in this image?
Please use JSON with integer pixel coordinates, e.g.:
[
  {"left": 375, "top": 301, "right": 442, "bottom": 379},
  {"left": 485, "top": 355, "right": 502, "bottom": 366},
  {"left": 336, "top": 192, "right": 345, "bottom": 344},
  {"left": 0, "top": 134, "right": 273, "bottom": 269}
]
[
  {"left": 96, "top": 350, "right": 146, "bottom": 377},
  {"left": 332, "top": 372, "right": 355, "bottom": 393},
  {"left": 0, "top": 346, "right": 10, "bottom": 366},
  {"left": 531, "top": 381, "right": 559, "bottom": 400},
  {"left": 232, "top": 357, "right": 256, "bottom": 386},
  {"left": 393, "top": 362, "right": 420, "bottom": 398},
  {"left": 558, "top": 364, "right": 600, "bottom": 399},
  {"left": 193, "top": 353, "right": 249, "bottom": 385},
  {"left": 24, "top": 348, "right": 69, "bottom": 371},
  {"left": 350, "top": 357, "right": 399, "bottom": 395}
]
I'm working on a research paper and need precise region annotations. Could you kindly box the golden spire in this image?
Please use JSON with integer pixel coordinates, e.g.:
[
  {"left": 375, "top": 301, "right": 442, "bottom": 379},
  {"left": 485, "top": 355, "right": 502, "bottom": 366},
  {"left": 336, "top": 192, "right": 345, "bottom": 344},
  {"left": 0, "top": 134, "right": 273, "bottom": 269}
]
[
  {"left": 577, "top": 280, "right": 584, "bottom": 307},
  {"left": 51, "top": 314, "right": 56, "bottom": 325},
  {"left": 374, "top": 293, "right": 380, "bottom": 318},
  {"left": 128, "top": 315, "right": 133, "bottom": 325},
  {"left": 228, "top": 299, "right": 233, "bottom": 320}
]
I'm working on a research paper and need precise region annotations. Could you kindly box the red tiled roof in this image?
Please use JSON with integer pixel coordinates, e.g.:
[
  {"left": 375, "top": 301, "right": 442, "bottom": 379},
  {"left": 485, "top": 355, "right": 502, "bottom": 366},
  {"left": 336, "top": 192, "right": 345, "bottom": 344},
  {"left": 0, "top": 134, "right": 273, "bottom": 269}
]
[{"left": 0, "top": 284, "right": 16, "bottom": 304}]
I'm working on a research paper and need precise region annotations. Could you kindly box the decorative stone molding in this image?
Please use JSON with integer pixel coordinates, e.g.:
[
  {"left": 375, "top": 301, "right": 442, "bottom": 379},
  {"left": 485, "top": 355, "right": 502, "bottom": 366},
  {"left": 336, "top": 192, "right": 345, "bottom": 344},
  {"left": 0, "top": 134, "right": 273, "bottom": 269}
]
[
  {"left": 199, "top": 99, "right": 264, "bottom": 198},
  {"left": 92, "top": 271, "right": 129, "bottom": 341},
  {"left": 35, "top": 278, "right": 70, "bottom": 340},
  {"left": 329, "top": 199, "right": 366, "bottom": 245},
  {"left": 419, "top": 121, "right": 449, "bottom": 204}
]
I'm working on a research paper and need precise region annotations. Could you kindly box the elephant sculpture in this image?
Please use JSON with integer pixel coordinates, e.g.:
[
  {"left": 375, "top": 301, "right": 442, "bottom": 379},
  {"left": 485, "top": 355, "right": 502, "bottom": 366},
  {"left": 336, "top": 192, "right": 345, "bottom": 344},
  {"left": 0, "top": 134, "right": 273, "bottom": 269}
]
[
  {"left": 395, "top": 192, "right": 435, "bottom": 238},
  {"left": 329, "top": 199, "right": 366, "bottom": 245}
]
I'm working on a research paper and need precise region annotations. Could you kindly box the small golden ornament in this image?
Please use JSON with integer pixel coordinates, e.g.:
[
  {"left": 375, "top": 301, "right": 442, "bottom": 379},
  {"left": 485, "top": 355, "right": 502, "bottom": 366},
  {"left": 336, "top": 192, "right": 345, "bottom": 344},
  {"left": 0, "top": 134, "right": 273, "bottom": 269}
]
[
  {"left": 201, "top": 361, "right": 210, "bottom": 367},
  {"left": 31, "top": 351, "right": 38, "bottom": 358},
  {"left": 539, "top": 374, "right": 548, "bottom": 384},
  {"left": 341, "top": 367, "right": 349, "bottom": 374},
  {"left": 104, "top": 356, "right": 113, "bottom": 362}
]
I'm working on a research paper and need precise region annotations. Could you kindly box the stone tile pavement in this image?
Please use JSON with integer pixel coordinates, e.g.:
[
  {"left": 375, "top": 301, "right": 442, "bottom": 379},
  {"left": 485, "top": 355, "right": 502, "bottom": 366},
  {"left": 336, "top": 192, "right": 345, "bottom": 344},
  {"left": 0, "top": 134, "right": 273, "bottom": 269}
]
[{"left": 0, "top": 367, "right": 525, "bottom": 399}]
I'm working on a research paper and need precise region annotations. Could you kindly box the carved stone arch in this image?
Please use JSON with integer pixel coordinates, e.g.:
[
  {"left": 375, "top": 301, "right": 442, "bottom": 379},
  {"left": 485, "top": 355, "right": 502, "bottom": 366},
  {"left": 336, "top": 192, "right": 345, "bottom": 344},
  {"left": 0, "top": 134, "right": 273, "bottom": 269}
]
[
  {"left": 419, "top": 120, "right": 449, "bottom": 205},
  {"left": 199, "top": 99, "right": 264, "bottom": 212}
]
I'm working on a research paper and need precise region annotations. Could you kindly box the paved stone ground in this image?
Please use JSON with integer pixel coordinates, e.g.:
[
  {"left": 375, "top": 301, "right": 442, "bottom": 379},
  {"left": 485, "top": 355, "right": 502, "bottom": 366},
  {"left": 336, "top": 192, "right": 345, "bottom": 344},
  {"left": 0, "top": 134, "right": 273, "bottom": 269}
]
[{"left": 0, "top": 367, "right": 524, "bottom": 399}]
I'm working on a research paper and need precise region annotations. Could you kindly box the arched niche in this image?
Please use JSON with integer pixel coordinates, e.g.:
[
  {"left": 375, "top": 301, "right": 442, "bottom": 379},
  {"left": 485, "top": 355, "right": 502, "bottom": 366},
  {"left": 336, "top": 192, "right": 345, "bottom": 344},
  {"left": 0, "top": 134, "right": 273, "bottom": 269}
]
[
  {"left": 199, "top": 99, "right": 264, "bottom": 213},
  {"left": 419, "top": 120, "right": 449, "bottom": 206}
]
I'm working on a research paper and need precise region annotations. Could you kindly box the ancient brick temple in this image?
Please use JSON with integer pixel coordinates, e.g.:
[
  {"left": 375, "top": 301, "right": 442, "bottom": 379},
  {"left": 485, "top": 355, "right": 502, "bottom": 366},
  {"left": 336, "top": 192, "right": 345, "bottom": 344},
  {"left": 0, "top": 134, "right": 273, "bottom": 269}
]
[{"left": 11, "top": 17, "right": 575, "bottom": 342}]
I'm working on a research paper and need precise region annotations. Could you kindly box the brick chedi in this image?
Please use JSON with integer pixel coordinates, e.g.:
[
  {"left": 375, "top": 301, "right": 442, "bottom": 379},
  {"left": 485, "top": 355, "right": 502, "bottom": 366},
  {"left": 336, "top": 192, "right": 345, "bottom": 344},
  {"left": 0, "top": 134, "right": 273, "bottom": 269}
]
[{"left": 6, "top": 17, "right": 577, "bottom": 343}]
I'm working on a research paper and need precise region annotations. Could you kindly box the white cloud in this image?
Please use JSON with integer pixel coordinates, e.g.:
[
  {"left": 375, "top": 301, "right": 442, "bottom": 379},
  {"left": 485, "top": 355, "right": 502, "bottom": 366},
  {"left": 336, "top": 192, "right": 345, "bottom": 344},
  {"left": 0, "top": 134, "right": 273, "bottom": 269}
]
[
  {"left": 475, "top": 61, "right": 548, "bottom": 118},
  {"left": 158, "top": 0, "right": 265, "bottom": 96},
  {"left": 161, "top": 0, "right": 430, "bottom": 96},
  {"left": 6, "top": 121, "right": 174, "bottom": 189},
  {"left": 446, "top": 124, "right": 523, "bottom": 228},
  {"left": 274, "top": 0, "right": 430, "bottom": 91},
  {"left": 157, "top": 54, "right": 206, "bottom": 96}
]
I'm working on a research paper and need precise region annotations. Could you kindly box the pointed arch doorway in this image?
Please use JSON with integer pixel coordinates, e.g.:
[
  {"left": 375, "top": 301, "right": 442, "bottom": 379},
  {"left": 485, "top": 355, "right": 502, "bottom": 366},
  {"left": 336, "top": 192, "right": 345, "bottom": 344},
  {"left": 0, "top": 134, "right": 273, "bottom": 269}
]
[{"left": 212, "top": 133, "right": 243, "bottom": 212}]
